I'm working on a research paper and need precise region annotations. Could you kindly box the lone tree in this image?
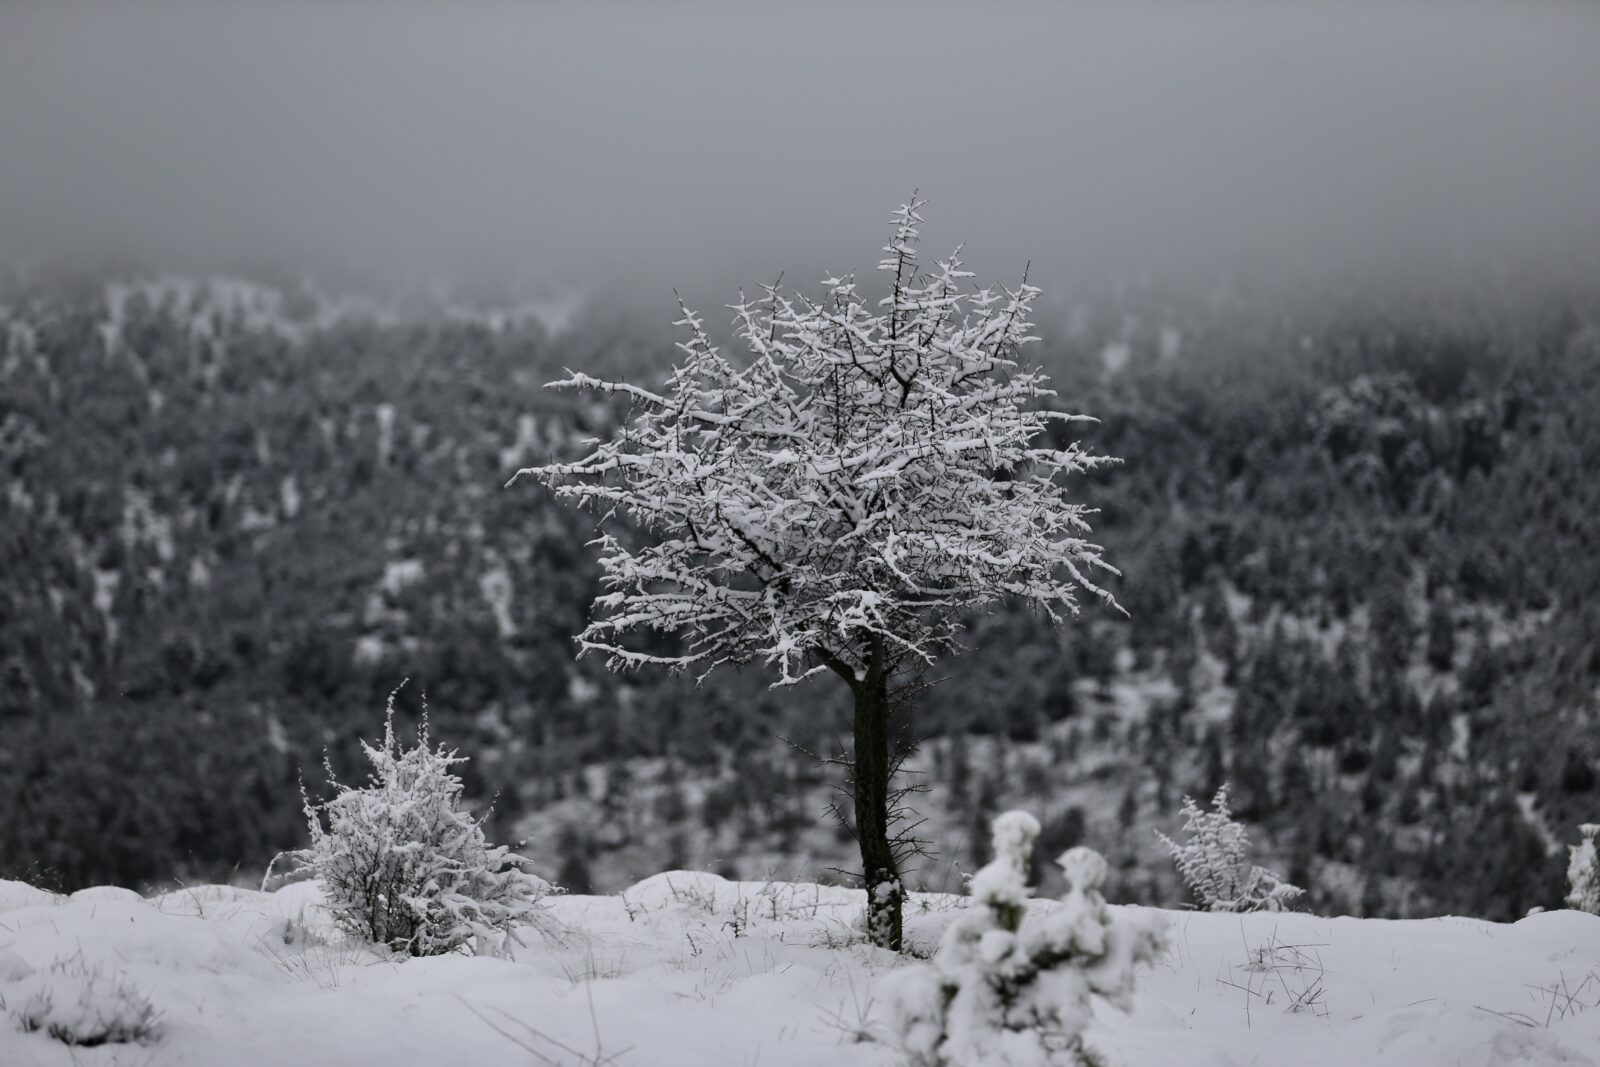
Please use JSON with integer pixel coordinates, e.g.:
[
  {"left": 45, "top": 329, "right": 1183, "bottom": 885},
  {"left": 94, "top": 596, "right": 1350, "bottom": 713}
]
[{"left": 513, "top": 197, "right": 1120, "bottom": 949}]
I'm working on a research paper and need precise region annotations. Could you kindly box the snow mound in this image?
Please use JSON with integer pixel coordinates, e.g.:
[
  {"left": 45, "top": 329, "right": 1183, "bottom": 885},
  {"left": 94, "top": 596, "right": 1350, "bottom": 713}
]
[
  {"left": 623, "top": 870, "right": 743, "bottom": 914},
  {"left": 1364, "top": 1002, "right": 1596, "bottom": 1067},
  {"left": 149, "top": 884, "right": 278, "bottom": 918},
  {"left": 3, "top": 958, "right": 160, "bottom": 1048},
  {"left": 623, "top": 871, "right": 861, "bottom": 917},
  {"left": 0, "top": 950, "right": 33, "bottom": 982},
  {"left": 69, "top": 885, "right": 149, "bottom": 908},
  {"left": 0, "top": 880, "right": 60, "bottom": 912}
]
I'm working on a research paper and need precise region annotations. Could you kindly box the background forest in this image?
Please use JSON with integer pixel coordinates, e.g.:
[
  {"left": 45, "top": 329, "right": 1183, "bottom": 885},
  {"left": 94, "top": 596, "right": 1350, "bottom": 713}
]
[{"left": 3, "top": 269, "right": 1597, "bottom": 922}]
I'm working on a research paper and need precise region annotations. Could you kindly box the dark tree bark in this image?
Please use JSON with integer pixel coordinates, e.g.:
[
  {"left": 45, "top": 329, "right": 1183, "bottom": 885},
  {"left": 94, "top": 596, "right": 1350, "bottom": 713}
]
[{"left": 824, "top": 634, "right": 903, "bottom": 951}]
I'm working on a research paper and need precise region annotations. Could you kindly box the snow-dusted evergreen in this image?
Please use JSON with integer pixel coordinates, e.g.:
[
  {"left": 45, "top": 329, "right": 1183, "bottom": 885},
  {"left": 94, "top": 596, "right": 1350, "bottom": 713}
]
[
  {"left": 273, "top": 690, "right": 553, "bottom": 957},
  {"left": 1567, "top": 823, "right": 1599, "bottom": 914},
  {"left": 1155, "top": 785, "right": 1302, "bottom": 913},
  {"left": 513, "top": 197, "right": 1119, "bottom": 948},
  {"left": 883, "top": 811, "right": 1168, "bottom": 1066}
]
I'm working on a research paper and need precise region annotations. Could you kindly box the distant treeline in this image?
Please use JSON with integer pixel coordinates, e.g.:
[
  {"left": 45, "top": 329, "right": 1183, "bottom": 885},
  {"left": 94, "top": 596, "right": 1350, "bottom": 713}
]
[{"left": 1, "top": 274, "right": 1595, "bottom": 920}]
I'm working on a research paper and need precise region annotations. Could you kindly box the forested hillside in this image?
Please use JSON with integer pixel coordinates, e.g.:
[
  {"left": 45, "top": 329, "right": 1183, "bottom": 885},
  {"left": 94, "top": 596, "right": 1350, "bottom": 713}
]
[{"left": 3, "top": 271, "right": 1597, "bottom": 920}]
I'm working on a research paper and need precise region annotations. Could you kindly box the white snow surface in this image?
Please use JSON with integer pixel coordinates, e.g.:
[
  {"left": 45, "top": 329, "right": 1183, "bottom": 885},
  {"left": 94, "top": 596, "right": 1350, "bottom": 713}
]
[{"left": 0, "top": 873, "right": 1596, "bottom": 1066}]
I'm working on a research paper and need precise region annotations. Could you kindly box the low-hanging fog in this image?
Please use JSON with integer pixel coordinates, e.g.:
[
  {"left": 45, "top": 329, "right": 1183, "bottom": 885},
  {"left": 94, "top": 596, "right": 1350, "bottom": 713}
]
[{"left": 3, "top": 1, "right": 1598, "bottom": 305}]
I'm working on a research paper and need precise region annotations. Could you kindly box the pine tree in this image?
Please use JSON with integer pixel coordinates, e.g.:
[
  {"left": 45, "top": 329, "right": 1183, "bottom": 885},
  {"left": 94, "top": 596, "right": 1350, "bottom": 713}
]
[
  {"left": 948, "top": 732, "right": 971, "bottom": 807},
  {"left": 883, "top": 810, "right": 1168, "bottom": 1066},
  {"left": 1567, "top": 824, "right": 1600, "bottom": 914},
  {"left": 1424, "top": 597, "right": 1456, "bottom": 672}
]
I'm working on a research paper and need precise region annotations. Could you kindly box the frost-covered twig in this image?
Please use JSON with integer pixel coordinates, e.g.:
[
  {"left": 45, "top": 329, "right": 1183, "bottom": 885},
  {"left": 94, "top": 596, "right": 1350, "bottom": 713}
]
[{"left": 510, "top": 197, "right": 1118, "bottom": 688}]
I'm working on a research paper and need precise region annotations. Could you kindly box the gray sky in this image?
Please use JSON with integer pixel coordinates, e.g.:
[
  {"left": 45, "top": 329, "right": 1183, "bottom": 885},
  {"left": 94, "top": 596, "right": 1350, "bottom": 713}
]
[{"left": 2, "top": 1, "right": 1598, "bottom": 301}]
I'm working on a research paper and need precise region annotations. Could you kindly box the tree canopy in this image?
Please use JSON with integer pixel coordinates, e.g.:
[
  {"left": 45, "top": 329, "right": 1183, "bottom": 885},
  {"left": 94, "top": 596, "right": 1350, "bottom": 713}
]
[{"left": 514, "top": 197, "right": 1121, "bottom": 688}]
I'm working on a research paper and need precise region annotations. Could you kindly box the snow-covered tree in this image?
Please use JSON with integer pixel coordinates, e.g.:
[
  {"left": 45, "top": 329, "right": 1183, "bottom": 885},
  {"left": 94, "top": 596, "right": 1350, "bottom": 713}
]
[
  {"left": 274, "top": 689, "right": 554, "bottom": 957},
  {"left": 1155, "top": 785, "right": 1302, "bottom": 913},
  {"left": 512, "top": 197, "right": 1120, "bottom": 949},
  {"left": 1568, "top": 823, "right": 1600, "bottom": 914},
  {"left": 883, "top": 810, "right": 1168, "bottom": 1066}
]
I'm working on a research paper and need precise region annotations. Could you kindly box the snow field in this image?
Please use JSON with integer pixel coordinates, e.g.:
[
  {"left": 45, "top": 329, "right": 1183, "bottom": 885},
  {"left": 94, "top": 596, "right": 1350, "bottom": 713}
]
[{"left": 0, "top": 873, "right": 1597, "bottom": 1066}]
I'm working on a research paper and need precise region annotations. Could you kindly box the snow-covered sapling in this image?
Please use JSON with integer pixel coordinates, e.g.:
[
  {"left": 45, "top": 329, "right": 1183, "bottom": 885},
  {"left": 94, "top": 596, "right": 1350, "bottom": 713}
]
[
  {"left": 883, "top": 811, "right": 1168, "bottom": 1066},
  {"left": 1155, "top": 785, "right": 1302, "bottom": 913},
  {"left": 1567, "top": 823, "right": 1599, "bottom": 914},
  {"left": 513, "top": 197, "right": 1120, "bottom": 949},
  {"left": 274, "top": 690, "right": 553, "bottom": 957}
]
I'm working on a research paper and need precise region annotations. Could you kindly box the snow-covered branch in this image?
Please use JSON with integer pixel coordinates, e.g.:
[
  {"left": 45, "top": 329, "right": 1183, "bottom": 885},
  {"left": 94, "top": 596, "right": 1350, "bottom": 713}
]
[{"left": 513, "top": 198, "right": 1121, "bottom": 685}]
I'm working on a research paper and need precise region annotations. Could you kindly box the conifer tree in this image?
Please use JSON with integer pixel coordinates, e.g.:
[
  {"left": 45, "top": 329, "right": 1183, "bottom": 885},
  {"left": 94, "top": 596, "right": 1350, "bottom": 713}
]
[
  {"left": 1568, "top": 824, "right": 1600, "bottom": 914},
  {"left": 884, "top": 810, "right": 1168, "bottom": 1065}
]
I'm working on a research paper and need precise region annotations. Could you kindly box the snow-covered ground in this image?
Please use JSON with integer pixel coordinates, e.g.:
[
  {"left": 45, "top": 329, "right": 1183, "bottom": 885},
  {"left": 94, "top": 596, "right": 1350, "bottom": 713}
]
[{"left": 1, "top": 874, "right": 1597, "bottom": 1066}]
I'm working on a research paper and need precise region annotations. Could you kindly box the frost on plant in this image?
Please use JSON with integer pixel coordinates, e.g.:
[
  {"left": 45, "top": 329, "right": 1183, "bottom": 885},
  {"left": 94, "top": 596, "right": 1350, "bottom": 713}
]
[
  {"left": 510, "top": 195, "right": 1119, "bottom": 686},
  {"left": 275, "top": 688, "right": 554, "bottom": 957},
  {"left": 1155, "top": 785, "right": 1302, "bottom": 913},
  {"left": 511, "top": 196, "right": 1121, "bottom": 950},
  {"left": 1567, "top": 823, "right": 1599, "bottom": 914},
  {"left": 882, "top": 810, "right": 1169, "bottom": 1066}
]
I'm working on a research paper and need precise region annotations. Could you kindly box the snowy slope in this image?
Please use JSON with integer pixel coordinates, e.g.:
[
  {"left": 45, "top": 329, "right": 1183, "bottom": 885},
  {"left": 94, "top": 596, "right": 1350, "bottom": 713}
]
[{"left": 0, "top": 874, "right": 1596, "bottom": 1066}]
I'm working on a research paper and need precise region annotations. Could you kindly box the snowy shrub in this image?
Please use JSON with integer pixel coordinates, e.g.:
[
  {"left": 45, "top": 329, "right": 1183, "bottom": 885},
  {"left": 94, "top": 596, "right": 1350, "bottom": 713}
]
[
  {"left": 1, "top": 957, "right": 160, "bottom": 1047},
  {"left": 274, "top": 691, "right": 553, "bottom": 957},
  {"left": 883, "top": 811, "right": 1168, "bottom": 1066},
  {"left": 1156, "top": 785, "right": 1302, "bottom": 913},
  {"left": 1567, "top": 823, "right": 1599, "bottom": 914}
]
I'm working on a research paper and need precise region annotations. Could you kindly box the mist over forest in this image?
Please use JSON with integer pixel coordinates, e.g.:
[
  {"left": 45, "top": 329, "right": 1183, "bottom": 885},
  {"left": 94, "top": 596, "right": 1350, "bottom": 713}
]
[
  {"left": 3, "top": 2, "right": 1599, "bottom": 300},
  {"left": 3, "top": 0, "right": 1600, "bottom": 933}
]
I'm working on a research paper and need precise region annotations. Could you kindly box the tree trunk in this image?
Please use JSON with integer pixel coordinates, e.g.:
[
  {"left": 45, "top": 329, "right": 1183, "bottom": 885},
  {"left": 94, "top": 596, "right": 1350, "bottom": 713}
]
[{"left": 852, "top": 639, "right": 903, "bottom": 951}]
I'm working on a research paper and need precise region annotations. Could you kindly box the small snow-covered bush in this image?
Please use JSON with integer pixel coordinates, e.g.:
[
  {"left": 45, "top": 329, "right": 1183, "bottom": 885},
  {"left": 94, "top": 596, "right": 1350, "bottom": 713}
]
[
  {"left": 1567, "top": 823, "right": 1599, "bottom": 914},
  {"left": 1156, "top": 785, "right": 1302, "bottom": 913},
  {"left": 274, "top": 690, "right": 553, "bottom": 957},
  {"left": 1, "top": 956, "right": 160, "bottom": 1047},
  {"left": 883, "top": 811, "right": 1168, "bottom": 1067}
]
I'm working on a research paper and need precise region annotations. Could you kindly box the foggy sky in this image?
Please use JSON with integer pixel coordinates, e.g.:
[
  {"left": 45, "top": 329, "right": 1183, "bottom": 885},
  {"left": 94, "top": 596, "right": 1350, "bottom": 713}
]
[{"left": 3, "top": 2, "right": 1598, "bottom": 301}]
